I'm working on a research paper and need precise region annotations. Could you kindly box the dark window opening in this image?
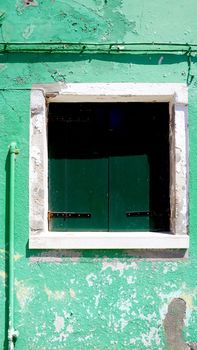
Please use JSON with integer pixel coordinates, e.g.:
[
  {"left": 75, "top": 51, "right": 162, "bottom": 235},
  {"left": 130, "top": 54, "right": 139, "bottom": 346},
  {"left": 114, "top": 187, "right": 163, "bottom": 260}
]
[{"left": 48, "top": 102, "right": 170, "bottom": 232}]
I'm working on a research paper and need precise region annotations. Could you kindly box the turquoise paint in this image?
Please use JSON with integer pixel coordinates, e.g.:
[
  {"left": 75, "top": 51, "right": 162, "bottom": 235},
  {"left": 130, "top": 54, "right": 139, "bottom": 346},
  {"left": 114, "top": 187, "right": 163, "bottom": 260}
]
[{"left": 0, "top": 1, "right": 197, "bottom": 349}]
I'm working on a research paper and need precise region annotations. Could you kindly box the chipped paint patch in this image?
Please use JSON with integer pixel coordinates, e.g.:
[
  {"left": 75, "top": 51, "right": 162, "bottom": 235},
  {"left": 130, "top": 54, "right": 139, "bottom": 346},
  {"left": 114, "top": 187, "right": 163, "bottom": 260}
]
[
  {"left": 119, "top": 317, "right": 129, "bottom": 332},
  {"left": 24, "top": 0, "right": 38, "bottom": 7},
  {"left": 180, "top": 290, "right": 197, "bottom": 326},
  {"left": 102, "top": 258, "right": 138, "bottom": 276},
  {"left": 15, "top": 279, "right": 34, "bottom": 309},
  {"left": 16, "top": 0, "right": 38, "bottom": 14},
  {"left": 0, "top": 271, "right": 6, "bottom": 285},
  {"left": 44, "top": 286, "right": 66, "bottom": 301},
  {"left": 159, "top": 284, "right": 197, "bottom": 328},
  {"left": 66, "top": 324, "right": 74, "bottom": 334},
  {"left": 51, "top": 313, "right": 75, "bottom": 342},
  {"left": 126, "top": 275, "right": 135, "bottom": 284},
  {"left": 69, "top": 288, "right": 76, "bottom": 298},
  {"left": 14, "top": 253, "right": 23, "bottom": 261},
  {"left": 54, "top": 314, "right": 64, "bottom": 333},
  {"left": 163, "top": 262, "right": 178, "bottom": 274},
  {"left": 117, "top": 299, "right": 132, "bottom": 313},
  {"left": 141, "top": 327, "right": 161, "bottom": 348},
  {"left": 138, "top": 311, "right": 157, "bottom": 322},
  {"left": 29, "top": 250, "right": 81, "bottom": 263},
  {"left": 86, "top": 273, "right": 97, "bottom": 287},
  {"left": 104, "top": 274, "right": 113, "bottom": 285},
  {"left": 159, "top": 289, "right": 184, "bottom": 321},
  {"left": 22, "top": 24, "right": 36, "bottom": 39},
  {"left": 95, "top": 293, "right": 101, "bottom": 308}
]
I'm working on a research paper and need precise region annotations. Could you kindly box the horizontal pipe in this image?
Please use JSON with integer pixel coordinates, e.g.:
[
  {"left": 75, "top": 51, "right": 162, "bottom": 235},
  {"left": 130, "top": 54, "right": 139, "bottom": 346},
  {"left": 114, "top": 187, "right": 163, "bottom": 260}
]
[
  {"left": 0, "top": 42, "right": 196, "bottom": 54},
  {"left": 0, "top": 41, "right": 197, "bottom": 46}
]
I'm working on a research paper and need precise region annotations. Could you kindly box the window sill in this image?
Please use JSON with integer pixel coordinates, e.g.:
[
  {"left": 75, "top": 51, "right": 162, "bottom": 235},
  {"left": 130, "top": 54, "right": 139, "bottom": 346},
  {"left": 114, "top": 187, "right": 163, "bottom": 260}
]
[{"left": 29, "top": 232, "right": 189, "bottom": 249}]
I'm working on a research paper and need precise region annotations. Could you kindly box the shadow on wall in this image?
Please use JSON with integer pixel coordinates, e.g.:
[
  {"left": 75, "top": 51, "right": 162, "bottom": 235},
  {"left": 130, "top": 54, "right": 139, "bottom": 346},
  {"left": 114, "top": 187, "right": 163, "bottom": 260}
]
[
  {"left": 1, "top": 52, "right": 196, "bottom": 87},
  {"left": 1, "top": 52, "right": 197, "bottom": 66},
  {"left": 26, "top": 246, "right": 187, "bottom": 260}
]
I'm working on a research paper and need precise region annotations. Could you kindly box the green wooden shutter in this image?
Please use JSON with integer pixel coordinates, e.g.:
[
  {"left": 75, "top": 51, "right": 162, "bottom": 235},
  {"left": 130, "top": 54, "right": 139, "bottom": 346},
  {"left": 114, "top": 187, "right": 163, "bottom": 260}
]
[
  {"left": 109, "top": 154, "right": 150, "bottom": 231},
  {"left": 48, "top": 102, "right": 169, "bottom": 233},
  {"left": 48, "top": 105, "right": 109, "bottom": 231}
]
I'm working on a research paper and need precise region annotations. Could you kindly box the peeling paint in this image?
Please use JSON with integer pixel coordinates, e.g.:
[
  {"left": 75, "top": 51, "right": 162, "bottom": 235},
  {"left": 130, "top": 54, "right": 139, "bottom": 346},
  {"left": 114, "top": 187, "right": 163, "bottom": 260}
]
[
  {"left": 86, "top": 273, "right": 97, "bottom": 287},
  {"left": 140, "top": 327, "right": 161, "bottom": 348},
  {"left": 66, "top": 324, "right": 74, "bottom": 334},
  {"left": 24, "top": 0, "right": 38, "bottom": 7},
  {"left": 16, "top": 0, "right": 38, "bottom": 14},
  {"left": 117, "top": 299, "right": 132, "bottom": 313},
  {"left": 126, "top": 275, "right": 135, "bottom": 284},
  {"left": 0, "top": 271, "right": 6, "bottom": 286},
  {"left": 69, "top": 288, "right": 76, "bottom": 298},
  {"left": 163, "top": 262, "right": 178, "bottom": 274},
  {"left": 22, "top": 24, "right": 36, "bottom": 39},
  {"left": 159, "top": 284, "right": 197, "bottom": 330},
  {"left": 44, "top": 286, "right": 66, "bottom": 301},
  {"left": 0, "top": 1, "right": 197, "bottom": 349},
  {"left": 15, "top": 279, "right": 34, "bottom": 309},
  {"left": 29, "top": 250, "right": 82, "bottom": 263},
  {"left": 102, "top": 258, "right": 138, "bottom": 276},
  {"left": 94, "top": 293, "right": 101, "bottom": 308},
  {"left": 14, "top": 253, "right": 23, "bottom": 261},
  {"left": 54, "top": 314, "right": 64, "bottom": 333}
]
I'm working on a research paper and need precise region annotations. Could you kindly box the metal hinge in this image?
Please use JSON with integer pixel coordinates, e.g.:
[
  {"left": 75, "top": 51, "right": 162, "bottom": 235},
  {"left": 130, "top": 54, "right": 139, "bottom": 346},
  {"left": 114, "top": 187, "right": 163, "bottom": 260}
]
[
  {"left": 126, "top": 211, "right": 150, "bottom": 217},
  {"left": 48, "top": 211, "right": 91, "bottom": 221}
]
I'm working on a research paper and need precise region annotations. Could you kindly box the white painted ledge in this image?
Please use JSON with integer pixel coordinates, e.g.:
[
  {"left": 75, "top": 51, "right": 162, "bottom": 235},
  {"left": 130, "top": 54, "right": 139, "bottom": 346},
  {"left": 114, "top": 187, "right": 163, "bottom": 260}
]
[{"left": 29, "top": 232, "right": 189, "bottom": 249}]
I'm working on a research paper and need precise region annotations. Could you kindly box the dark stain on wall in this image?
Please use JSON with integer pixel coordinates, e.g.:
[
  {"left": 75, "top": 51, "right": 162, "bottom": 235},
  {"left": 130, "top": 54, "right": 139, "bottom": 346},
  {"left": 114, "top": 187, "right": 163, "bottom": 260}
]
[{"left": 164, "top": 298, "right": 190, "bottom": 350}]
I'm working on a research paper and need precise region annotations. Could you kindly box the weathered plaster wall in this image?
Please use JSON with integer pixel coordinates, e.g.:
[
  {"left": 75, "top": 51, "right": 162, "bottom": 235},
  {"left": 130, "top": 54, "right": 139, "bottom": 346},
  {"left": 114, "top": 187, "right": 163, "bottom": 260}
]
[
  {"left": 0, "top": 1, "right": 197, "bottom": 349},
  {"left": 1, "top": 0, "right": 197, "bottom": 43}
]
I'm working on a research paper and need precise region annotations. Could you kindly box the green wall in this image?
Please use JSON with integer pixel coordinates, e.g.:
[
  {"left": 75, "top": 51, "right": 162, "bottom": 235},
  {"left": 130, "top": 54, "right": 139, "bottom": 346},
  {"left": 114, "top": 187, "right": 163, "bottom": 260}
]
[{"left": 0, "top": 1, "right": 197, "bottom": 349}]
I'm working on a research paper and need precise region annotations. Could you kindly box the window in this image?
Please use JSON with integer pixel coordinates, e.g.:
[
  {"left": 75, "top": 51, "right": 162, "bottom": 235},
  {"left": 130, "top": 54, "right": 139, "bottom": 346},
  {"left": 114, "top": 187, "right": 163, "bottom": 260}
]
[{"left": 29, "top": 83, "right": 189, "bottom": 249}]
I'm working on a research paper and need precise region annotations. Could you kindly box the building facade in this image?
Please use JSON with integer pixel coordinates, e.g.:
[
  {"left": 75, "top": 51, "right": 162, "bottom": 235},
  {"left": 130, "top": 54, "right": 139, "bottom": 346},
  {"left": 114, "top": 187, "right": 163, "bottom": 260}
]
[{"left": 0, "top": 1, "right": 197, "bottom": 349}]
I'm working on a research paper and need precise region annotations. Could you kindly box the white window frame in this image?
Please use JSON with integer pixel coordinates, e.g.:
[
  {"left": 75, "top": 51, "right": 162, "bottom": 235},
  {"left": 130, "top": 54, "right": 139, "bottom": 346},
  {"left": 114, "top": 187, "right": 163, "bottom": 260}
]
[{"left": 29, "top": 83, "right": 189, "bottom": 249}]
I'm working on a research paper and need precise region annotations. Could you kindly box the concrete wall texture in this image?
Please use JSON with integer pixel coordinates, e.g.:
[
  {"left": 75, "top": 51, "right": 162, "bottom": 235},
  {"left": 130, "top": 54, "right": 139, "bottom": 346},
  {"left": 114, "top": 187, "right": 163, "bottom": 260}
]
[{"left": 0, "top": 0, "right": 197, "bottom": 349}]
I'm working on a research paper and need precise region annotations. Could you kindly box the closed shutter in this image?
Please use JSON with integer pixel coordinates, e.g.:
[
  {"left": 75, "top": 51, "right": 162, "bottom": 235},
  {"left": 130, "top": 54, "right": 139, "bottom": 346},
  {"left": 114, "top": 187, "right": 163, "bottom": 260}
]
[{"left": 48, "top": 102, "right": 169, "bottom": 232}]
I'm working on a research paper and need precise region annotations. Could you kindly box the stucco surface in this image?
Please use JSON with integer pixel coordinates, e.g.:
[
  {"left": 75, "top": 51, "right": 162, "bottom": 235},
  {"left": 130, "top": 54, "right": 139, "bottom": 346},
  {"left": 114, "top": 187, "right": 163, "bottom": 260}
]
[
  {"left": 0, "top": 1, "right": 197, "bottom": 349},
  {"left": 1, "top": 0, "right": 197, "bottom": 43}
]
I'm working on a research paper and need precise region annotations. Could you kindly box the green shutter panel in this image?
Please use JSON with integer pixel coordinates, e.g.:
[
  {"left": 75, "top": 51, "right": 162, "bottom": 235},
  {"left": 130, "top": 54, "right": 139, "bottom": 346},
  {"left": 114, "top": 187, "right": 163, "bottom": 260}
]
[
  {"left": 109, "top": 155, "right": 150, "bottom": 231},
  {"left": 48, "top": 106, "right": 109, "bottom": 231}
]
